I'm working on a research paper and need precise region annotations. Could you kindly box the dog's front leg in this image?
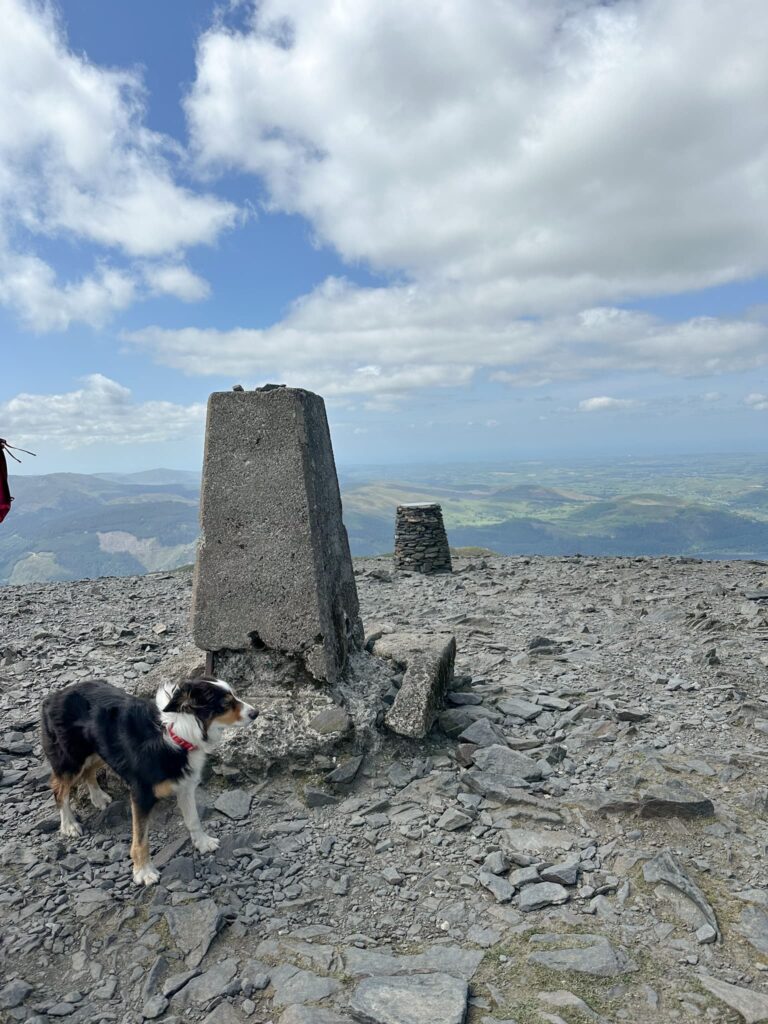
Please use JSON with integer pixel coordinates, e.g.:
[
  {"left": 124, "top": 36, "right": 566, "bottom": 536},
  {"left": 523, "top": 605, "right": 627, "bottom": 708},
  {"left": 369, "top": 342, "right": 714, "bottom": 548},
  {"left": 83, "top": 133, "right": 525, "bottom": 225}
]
[{"left": 177, "top": 780, "right": 219, "bottom": 853}]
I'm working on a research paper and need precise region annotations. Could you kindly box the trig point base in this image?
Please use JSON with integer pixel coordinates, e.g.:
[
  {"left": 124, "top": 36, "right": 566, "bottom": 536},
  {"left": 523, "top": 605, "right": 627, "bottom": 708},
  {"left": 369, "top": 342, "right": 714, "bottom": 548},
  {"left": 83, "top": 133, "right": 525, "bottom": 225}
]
[
  {"left": 192, "top": 386, "right": 362, "bottom": 683},
  {"left": 393, "top": 503, "right": 452, "bottom": 574}
]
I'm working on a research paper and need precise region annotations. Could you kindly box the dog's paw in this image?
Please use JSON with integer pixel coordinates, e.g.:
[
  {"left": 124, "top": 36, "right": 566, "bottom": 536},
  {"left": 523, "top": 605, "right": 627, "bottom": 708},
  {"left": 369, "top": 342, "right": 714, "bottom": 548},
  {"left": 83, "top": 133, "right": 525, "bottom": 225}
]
[
  {"left": 133, "top": 864, "right": 160, "bottom": 886},
  {"left": 89, "top": 788, "right": 112, "bottom": 810},
  {"left": 193, "top": 833, "right": 220, "bottom": 854},
  {"left": 60, "top": 819, "right": 83, "bottom": 838}
]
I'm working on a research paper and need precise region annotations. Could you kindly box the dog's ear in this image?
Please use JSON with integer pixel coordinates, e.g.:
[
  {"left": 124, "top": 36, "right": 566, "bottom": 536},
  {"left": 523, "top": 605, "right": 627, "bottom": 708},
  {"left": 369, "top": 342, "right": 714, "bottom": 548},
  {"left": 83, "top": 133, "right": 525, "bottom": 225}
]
[{"left": 163, "top": 683, "right": 196, "bottom": 714}]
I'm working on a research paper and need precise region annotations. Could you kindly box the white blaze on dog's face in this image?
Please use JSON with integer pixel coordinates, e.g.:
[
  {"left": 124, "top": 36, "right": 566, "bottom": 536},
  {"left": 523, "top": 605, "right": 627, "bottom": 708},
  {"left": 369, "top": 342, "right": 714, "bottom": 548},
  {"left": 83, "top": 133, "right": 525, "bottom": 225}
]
[{"left": 209, "top": 678, "right": 259, "bottom": 729}]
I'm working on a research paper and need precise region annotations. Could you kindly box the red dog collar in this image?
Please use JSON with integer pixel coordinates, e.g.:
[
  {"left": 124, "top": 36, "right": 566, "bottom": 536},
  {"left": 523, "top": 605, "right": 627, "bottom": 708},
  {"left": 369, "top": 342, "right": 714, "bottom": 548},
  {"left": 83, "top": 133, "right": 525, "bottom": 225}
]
[{"left": 167, "top": 723, "right": 198, "bottom": 752}]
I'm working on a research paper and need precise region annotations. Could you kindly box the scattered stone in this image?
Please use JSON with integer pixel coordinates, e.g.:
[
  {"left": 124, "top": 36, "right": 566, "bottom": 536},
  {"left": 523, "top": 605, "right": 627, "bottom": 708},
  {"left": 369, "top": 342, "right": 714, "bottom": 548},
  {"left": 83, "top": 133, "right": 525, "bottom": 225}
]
[
  {"left": 326, "top": 755, "right": 364, "bottom": 784},
  {"left": 0, "top": 979, "right": 33, "bottom": 1009},
  {"left": 142, "top": 994, "right": 170, "bottom": 1020},
  {"left": 643, "top": 850, "right": 719, "bottom": 940},
  {"left": 738, "top": 906, "right": 768, "bottom": 955},
  {"left": 214, "top": 789, "right": 252, "bottom": 820},
  {"left": 519, "top": 882, "right": 570, "bottom": 912},
  {"left": 497, "top": 697, "right": 542, "bottom": 721},
  {"left": 639, "top": 781, "right": 715, "bottom": 819},
  {"left": 373, "top": 631, "right": 456, "bottom": 739},
  {"left": 164, "top": 899, "right": 225, "bottom": 967},
  {"left": 172, "top": 959, "right": 238, "bottom": 1008},
  {"left": 436, "top": 807, "right": 473, "bottom": 831},
  {"left": 699, "top": 975, "right": 768, "bottom": 1024},
  {"left": 270, "top": 965, "right": 342, "bottom": 1007},
  {"left": 527, "top": 934, "right": 635, "bottom": 977},
  {"left": 349, "top": 972, "right": 468, "bottom": 1024}
]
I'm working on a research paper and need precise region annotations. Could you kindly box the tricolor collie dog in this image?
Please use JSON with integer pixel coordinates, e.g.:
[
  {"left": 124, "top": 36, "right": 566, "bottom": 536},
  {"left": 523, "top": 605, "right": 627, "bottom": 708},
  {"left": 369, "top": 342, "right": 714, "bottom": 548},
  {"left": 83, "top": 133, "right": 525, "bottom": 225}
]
[{"left": 41, "top": 676, "right": 258, "bottom": 885}]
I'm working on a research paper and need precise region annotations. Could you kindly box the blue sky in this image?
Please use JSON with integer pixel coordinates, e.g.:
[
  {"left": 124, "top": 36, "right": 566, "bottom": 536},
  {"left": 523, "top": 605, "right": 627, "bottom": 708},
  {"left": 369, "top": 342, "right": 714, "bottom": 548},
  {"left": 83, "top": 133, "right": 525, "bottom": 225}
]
[{"left": 1, "top": 0, "right": 767, "bottom": 475}]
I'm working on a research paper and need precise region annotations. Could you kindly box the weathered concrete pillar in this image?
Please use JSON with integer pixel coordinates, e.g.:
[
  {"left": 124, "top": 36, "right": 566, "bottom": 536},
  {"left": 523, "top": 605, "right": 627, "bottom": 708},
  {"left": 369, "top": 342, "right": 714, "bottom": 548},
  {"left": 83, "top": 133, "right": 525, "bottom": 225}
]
[
  {"left": 192, "top": 386, "right": 362, "bottom": 683},
  {"left": 394, "top": 503, "right": 452, "bottom": 574}
]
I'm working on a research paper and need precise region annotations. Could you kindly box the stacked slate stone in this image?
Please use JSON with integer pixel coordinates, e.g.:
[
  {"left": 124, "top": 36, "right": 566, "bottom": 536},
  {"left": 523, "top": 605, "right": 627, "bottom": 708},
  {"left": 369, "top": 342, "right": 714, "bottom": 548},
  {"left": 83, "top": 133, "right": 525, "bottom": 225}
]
[{"left": 394, "top": 503, "right": 453, "bottom": 574}]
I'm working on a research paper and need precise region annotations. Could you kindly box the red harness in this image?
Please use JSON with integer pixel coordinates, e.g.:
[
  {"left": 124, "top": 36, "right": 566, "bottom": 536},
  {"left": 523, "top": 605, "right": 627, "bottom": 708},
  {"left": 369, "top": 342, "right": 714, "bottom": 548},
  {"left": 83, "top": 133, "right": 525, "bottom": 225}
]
[
  {"left": 166, "top": 723, "right": 198, "bottom": 752},
  {"left": 0, "top": 439, "right": 36, "bottom": 525}
]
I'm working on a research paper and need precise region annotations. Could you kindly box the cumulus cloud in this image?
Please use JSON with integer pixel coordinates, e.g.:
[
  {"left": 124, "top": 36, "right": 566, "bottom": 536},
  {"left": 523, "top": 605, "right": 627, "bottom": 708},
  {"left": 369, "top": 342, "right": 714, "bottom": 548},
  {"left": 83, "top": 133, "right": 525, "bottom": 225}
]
[
  {"left": 144, "top": 264, "right": 211, "bottom": 302},
  {"left": 0, "top": 374, "right": 205, "bottom": 448},
  {"left": 0, "top": 0, "right": 236, "bottom": 329},
  {"left": 745, "top": 392, "right": 768, "bottom": 411},
  {"left": 159, "top": 0, "right": 768, "bottom": 398},
  {"left": 126, "top": 279, "right": 768, "bottom": 398},
  {"left": 188, "top": 0, "right": 768, "bottom": 295},
  {"left": 579, "top": 396, "right": 638, "bottom": 413}
]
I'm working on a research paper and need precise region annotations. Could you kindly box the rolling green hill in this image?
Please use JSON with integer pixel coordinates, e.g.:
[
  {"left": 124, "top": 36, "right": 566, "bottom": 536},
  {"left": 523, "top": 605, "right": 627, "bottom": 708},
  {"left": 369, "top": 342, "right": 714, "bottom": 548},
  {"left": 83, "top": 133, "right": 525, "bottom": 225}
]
[{"left": 2, "top": 455, "right": 767, "bottom": 583}]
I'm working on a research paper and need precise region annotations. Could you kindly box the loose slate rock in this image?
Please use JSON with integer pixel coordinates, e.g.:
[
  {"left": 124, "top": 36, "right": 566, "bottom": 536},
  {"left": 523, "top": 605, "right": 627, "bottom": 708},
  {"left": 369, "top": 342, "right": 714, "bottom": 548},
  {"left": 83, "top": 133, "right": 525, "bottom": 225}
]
[
  {"left": 165, "top": 899, "right": 225, "bottom": 967},
  {"left": 642, "top": 850, "right": 720, "bottom": 940},
  {"left": 326, "top": 756, "right": 364, "bottom": 785},
  {"left": 527, "top": 934, "right": 635, "bottom": 977},
  {"left": 214, "top": 789, "right": 252, "bottom": 820},
  {"left": 0, "top": 979, "right": 33, "bottom": 1009},
  {"left": 349, "top": 972, "right": 468, "bottom": 1024},
  {"left": 279, "top": 1008, "right": 353, "bottom": 1024},
  {"left": 497, "top": 696, "right": 542, "bottom": 721},
  {"left": 699, "top": 975, "right": 768, "bottom": 1024},
  {"left": 342, "top": 945, "right": 482, "bottom": 981},
  {"left": 737, "top": 906, "right": 768, "bottom": 955},
  {"left": 472, "top": 744, "right": 542, "bottom": 782},
  {"left": 638, "top": 780, "right": 714, "bottom": 819},
  {"left": 457, "top": 718, "right": 507, "bottom": 747},
  {"left": 519, "top": 882, "right": 570, "bottom": 912},
  {"left": 171, "top": 959, "right": 238, "bottom": 1008},
  {"left": 270, "top": 965, "right": 342, "bottom": 1007}
]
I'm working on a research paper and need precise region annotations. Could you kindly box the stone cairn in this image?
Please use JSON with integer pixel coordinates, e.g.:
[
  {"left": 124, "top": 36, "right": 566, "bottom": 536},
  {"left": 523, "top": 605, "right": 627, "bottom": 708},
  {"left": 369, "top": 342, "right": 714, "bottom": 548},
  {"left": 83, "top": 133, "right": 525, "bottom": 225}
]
[{"left": 393, "top": 503, "right": 452, "bottom": 574}]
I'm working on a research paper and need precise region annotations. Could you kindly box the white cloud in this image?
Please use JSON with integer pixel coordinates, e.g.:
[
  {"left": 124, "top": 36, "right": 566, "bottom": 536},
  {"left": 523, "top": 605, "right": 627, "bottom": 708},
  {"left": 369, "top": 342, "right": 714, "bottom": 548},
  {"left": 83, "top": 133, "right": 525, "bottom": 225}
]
[
  {"left": 126, "top": 280, "right": 768, "bottom": 397},
  {"left": 188, "top": 0, "right": 768, "bottom": 297},
  {"left": 0, "top": 374, "right": 205, "bottom": 448},
  {"left": 164, "top": 0, "right": 768, "bottom": 399},
  {"left": 144, "top": 264, "right": 211, "bottom": 302},
  {"left": 0, "top": 0, "right": 236, "bottom": 329},
  {"left": 0, "top": 253, "right": 136, "bottom": 330},
  {"left": 745, "top": 392, "right": 768, "bottom": 411},
  {"left": 579, "top": 396, "right": 638, "bottom": 413}
]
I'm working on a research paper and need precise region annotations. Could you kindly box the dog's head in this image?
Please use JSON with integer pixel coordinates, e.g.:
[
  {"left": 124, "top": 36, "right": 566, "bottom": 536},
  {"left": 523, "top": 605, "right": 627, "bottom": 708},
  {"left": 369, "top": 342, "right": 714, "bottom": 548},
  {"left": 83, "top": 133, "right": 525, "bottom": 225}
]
[{"left": 161, "top": 676, "right": 258, "bottom": 743}]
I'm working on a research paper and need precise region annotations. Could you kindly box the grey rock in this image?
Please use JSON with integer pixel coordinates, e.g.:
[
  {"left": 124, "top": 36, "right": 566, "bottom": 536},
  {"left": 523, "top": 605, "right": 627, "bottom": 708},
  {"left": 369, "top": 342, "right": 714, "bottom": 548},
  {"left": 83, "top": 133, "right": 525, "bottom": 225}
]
[
  {"left": 527, "top": 934, "right": 635, "bottom": 977},
  {"left": 699, "top": 975, "right": 768, "bottom": 1023},
  {"left": 479, "top": 871, "right": 516, "bottom": 903},
  {"left": 457, "top": 718, "right": 507, "bottom": 747},
  {"left": 737, "top": 906, "right": 768, "bottom": 954},
  {"left": 472, "top": 744, "right": 542, "bottom": 782},
  {"left": 309, "top": 707, "right": 352, "bottom": 735},
  {"left": 172, "top": 959, "right": 239, "bottom": 1008},
  {"left": 639, "top": 780, "right": 714, "bottom": 819},
  {"left": 519, "top": 882, "right": 570, "bottom": 912},
  {"left": 163, "top": 969, "right": 202, "bottom": 998},
  {"left": 696, "top": 923, "right": 718, "bottom": 944},
  {"left": 165, "top": 899, "right": 225, "bottom": 967},
  {"left": 497, "top": 697, "right": 542, "bottom": 720},
  {"left": 326, "top": 755, "right": 364, "bottom": 784},
  {"left": 0, "top": 980, "right": 33, "bottom": 1009},
  {"left": 270, "top": 965, "right": 341, "bottom": 1007},
  {"left": 373, "top": 631, "right": 456, "bottom": 739},
  {"left": 349, "top": 972, "right": 468, "bottom": 1024},
  {"left": 342, "top": 945, "right": 482, "bottom": 981},
  {"left": 46, "top": 1004, "right": 76, "bottom": 1017},
  {"left": 540, "top": 858, "right": 580, "bottom": 886},
  {"left": 642, "top": 850, "right": 719, "bottom": 940},
  {"left": 305, "top": 788, "right": 339, "bottom": 808},
  {"left": 482, "top": 851, "right": 509, "bottom": 875},
  {"left": 214, "top": 789, "right": 252, "bottom": 820},
  {"left": 436, "top": 807, "right": 473, "bottom": 830},
  {"left": 509, "top": 865, "right": 540, "bottom": 887},
  {"left": 202, "top": 1004, "right": 246, "bottom": 1024},
  {"left": 142, "top": 994, "right": 170, "bottom": 1019},
  {"left": 279, "top": 1008, "right": 353, "bottom": 1024},
  {"left": 191, "top": 387, "right": 362, "bottom": 683}
]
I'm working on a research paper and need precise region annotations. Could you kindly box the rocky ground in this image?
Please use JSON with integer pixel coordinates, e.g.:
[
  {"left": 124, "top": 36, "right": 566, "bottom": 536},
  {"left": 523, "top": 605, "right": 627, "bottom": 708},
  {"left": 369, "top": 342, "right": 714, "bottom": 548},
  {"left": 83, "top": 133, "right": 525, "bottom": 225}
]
[{"left": 2, "top": 555, "right": 768, "bottom": 1024}]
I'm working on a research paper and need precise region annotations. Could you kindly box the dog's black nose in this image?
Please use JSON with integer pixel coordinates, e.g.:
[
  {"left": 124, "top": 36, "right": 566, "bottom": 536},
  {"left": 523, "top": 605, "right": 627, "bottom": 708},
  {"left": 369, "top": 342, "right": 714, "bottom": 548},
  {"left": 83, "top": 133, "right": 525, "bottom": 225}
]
[{"left": 248, "top": 708, "right": 259, "bottom": 720}]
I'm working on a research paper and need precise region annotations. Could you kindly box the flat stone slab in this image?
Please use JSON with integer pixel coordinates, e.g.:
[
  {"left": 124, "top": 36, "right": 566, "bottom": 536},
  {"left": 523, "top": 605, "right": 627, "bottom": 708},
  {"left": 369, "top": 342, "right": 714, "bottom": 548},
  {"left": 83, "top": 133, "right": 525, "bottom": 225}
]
[
  {"left": 214, "top": 789, "right": 252, "bottom": 820},
  {"left": 642, "top": 850, "right": 719, "bottom": 940},
  {"left": 349, "top": 972, "right": 468, "bottom": 1024},
  {"left": 639, "top": 780, "right": 715, "bottom": 819},
  {"left": 472, "top": 744, "right": 542, "bottom": 782},
  {"left": 519, "top": 882, "right": 570, "bottom": 912},
  {"left": 270, "top": 965, "right": 342, "bottom": 1007},
  {"left": 164, "top": 899, "right": 224, "bottom": 967},
  {"left": 699, "top": 975, "right": 768, "bottom": 1023},
  {"left": 342, "top": 944, "right": 483, "bottom": 981},
  {"left": 192, "top": 387, "right": 362, "bottom": 682},
  {"left": 738, "top": 906, "right": 768, "bottom": 954},
  {"left": 372, "top": 632, "right": 456, "bottom": 739},
  {"left": 527, "top": 934, "right": 635, "bottom": 977}
]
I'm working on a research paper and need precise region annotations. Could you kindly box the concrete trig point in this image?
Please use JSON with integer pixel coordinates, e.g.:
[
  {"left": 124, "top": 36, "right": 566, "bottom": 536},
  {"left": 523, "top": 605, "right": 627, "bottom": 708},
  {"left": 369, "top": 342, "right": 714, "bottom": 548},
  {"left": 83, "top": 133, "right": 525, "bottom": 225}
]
[{"left": 192, "top": 386, "right": 362, "bottom": 683}]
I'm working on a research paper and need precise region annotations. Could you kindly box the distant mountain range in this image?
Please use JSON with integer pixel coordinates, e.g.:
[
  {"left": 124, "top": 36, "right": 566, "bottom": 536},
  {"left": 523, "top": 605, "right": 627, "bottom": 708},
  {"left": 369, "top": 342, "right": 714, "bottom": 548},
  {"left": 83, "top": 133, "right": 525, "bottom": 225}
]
[{"left": 3, "top": 455, "right": 767, "bottom": 584}]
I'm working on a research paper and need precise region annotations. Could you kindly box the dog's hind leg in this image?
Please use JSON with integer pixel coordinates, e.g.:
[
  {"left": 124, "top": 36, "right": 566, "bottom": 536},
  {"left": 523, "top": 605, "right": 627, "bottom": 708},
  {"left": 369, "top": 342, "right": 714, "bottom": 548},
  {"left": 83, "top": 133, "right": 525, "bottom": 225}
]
[
  {"left": 51, "top": 773, "right": 82, "bottom": 838},
  {"left": 81, "top": 755, "right": 111, "bottom": 810},
  {"left": 130, "top": 790, "right": 159, "bottom": 886}
]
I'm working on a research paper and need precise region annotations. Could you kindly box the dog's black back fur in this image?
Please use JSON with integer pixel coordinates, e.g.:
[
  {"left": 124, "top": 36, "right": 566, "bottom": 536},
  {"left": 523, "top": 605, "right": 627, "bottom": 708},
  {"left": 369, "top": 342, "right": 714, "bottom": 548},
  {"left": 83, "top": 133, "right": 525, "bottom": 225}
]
[{"left": 41, "top": 680, "right": 188, "bottom": 809}]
